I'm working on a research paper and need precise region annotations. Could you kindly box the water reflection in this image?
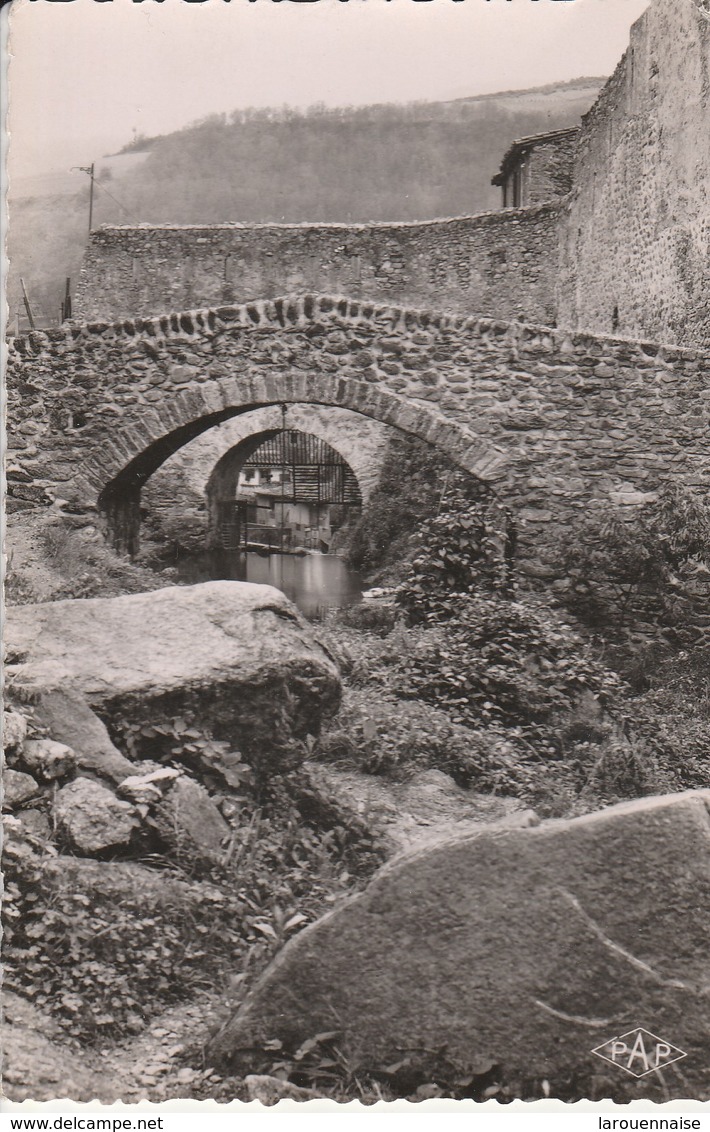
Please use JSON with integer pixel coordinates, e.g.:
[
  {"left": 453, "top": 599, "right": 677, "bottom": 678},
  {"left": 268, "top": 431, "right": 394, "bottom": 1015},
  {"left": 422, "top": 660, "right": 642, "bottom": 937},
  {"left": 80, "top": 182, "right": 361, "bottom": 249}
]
[{"left": 173, "top": 550, "right": 363, "bottom": 619}]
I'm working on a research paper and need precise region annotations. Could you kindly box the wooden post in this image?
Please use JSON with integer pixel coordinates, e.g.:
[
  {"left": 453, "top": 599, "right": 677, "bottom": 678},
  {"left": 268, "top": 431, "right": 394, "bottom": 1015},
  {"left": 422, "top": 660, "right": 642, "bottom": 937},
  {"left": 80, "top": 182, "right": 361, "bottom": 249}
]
[{"left": 20, "top": 278, "right": 35, "bottom": 330}]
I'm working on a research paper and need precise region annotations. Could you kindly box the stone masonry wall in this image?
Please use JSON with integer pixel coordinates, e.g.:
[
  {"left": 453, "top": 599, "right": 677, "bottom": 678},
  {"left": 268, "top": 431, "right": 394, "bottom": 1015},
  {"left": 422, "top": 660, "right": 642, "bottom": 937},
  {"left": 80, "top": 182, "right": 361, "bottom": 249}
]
[
  {"left": 558, "top": 0, "right": 710, "bottom": 348},
  {"left": 69, "top": 0, "right": 709, "bottom": 352},
  {"left": 523, "top": 132, "right": 580, "bottom": 207},
  {"left": 74, "top": 208, "right": 560, "bottom": 327},
  {"left": 495, "top": 130, "right": 579, "bottom": 209},
  {"left": 7, "top": 294, "right": 710, "bottom": 579}
]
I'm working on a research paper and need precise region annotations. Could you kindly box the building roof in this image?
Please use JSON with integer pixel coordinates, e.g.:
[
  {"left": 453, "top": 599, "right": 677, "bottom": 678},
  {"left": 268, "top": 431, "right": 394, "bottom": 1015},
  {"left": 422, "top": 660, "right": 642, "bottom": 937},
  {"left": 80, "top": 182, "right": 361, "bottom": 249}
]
[{"left": 491, "top": 126, "right": 580, "bottom": 187}]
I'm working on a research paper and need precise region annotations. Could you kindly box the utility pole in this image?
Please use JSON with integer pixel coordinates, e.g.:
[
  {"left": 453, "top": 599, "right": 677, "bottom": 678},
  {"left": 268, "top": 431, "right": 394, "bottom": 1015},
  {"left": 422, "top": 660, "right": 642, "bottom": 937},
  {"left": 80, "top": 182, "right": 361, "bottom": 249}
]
[
  {"left": 280, "top": 404, "right": 287, "bottom": 554},
  {"left": 20, "top": 278, "right": 35, "bottom": 330},
  {"left": 73, "top": 163, "right": 96, "bottom": 236},
  {"left": 87, "top": 162, "right": 95, "bottom": 235},
  {"left": 62, "top": 277, "right": 72, "bottom": 321}
]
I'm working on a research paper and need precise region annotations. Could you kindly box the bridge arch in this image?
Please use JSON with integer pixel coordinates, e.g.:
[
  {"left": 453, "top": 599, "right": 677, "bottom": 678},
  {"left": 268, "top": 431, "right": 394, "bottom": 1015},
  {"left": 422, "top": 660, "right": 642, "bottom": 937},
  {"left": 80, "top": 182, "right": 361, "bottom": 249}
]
[
  {"left": 146, "top": 402, "right": 392, "bottom": 507},
  {"left": 204, "top": 426, "right": 364, "bottom": 550},
  {"left": 90, "top": 373, "right": 507, "bottom": 554}
]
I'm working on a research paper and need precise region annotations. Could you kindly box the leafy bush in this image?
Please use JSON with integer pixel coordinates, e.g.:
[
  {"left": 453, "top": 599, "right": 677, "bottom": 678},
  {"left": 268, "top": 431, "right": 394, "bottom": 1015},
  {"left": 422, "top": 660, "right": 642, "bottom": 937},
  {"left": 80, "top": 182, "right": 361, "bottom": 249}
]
[
  {"left": 316, "top": 679, "right": 663, "bottom": 818},
  {"left": 345, "top": 435, "right": 491, "bottom": 581},
  {"left": 626, "top": 648, "right": 710, "bottom": 789},
  {"left": 116, "top": 714, "right": 256, "bottom": 795},
  {"left": 395, "top": 496, "right": 515, "bottom": 622},
  {"left": 335, "top": 601, "right": 400, "bottom": 635},
  {"left": 3, "top": 781, "right": 366, "bottom": 1044},
  {"left": 373, "top": 492, "right": 625, "bottom": 759},
  {"left": 321, "top": 479, "right": 686, "bottom": 819},
  {"left": 40, "top": 520, "right": 166, "bottom": 599},
  {"left": 6, "top": 513, "right": 166, "bottom": 607},
  {"left": 583, "top": 739, "right": 662, "bottom": 802},
  {"left": 318, "top": 687, "right": 506, "bottom": 785},
  {"left": 559, "top": 483, "right": 710, "bottom": 634},
  {"left": 139, "top": 503, "right": 208, "bottom": 560},
  {"left": 3, "top": 853, "right": 248, "bottom": 1043},
  {"left": 380, "top": 597, "right": 622, "bottom": 731}
]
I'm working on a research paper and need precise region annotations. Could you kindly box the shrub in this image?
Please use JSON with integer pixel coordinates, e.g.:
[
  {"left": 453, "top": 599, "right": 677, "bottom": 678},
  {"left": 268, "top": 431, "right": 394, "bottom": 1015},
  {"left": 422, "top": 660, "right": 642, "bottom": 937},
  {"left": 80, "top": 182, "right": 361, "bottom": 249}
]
[
  {"left": 626, "top": 648, "right": 710, "bottom": 789},
  {"left": 379, "top": 597, "right": 622, "bottom": 730},
  {"left": 335, "top": 601, "right": 400, "bottom": 635},
  {"left": 345, "top": 435, "right": 491, "bottom": 581},
  {"left": 3, "top": 852, "right": 248, "bottom": 1044},
  {"left": 559, "top": 483, "right": 710, "bottom": 634},
  {"left": 40, "top": 519, "right": 164, "bottom": 600},
  {"left": 115, "top": 714, "right": 256, "bottom": 795},
  {"left": 316, "top": 685, "right": 651, "bottom": 818},
  {"left": 3, "top": 782, "right": 366, "bottom": 1044},
  {"left": 140, "top": 504, "right": 208, "bottom": 559},
  {"left": 583, "top": 739, "right": 662, "bottom": 802},
  {"left": 317, "top": 687, "right": 505, "bottom": 785},
  {"left": 395, "top": 497, "right": 515, "bottom": 622}
]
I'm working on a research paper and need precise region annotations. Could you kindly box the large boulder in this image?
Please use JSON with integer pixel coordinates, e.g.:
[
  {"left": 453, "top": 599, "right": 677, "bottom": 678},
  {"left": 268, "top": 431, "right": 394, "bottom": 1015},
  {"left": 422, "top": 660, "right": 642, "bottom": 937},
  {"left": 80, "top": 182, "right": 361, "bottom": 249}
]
[
  {"left": 207, "top": 790, "right": 710, "bottom": 1099},
  {"left": 6, "top": 582, "right": 341, "bottom": 775}
]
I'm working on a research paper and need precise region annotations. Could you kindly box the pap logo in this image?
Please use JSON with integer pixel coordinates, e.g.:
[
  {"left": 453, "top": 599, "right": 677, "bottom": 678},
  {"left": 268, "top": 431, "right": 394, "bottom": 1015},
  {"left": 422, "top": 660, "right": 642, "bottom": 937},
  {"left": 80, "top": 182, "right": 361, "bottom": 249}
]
[{"left": 591, "top": 1028, "right": 687, "bottom": 1078}]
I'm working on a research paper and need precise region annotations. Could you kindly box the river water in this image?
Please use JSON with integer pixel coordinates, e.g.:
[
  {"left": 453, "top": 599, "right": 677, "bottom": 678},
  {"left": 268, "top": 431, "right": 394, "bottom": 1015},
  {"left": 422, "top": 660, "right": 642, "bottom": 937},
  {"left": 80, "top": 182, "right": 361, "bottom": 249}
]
[{"left": 173, "top": 550, "right": 364, "bottom": 620}]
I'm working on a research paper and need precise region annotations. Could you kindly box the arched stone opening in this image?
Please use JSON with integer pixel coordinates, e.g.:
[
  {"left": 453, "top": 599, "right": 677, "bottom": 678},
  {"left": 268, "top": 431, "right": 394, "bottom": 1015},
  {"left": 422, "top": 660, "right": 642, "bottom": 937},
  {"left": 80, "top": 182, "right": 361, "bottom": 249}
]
[
  {"left": 205, "top": 430, "right": 280, "bottom": 552},
  {"left": 10, "top": 293, "right": 710, "bottom": 566},
  {"left": 205, "top": 428, "right": 364, "bottom": 551},
  {"left": 92, "top": 376, "right": 507, "bottom": 556}
]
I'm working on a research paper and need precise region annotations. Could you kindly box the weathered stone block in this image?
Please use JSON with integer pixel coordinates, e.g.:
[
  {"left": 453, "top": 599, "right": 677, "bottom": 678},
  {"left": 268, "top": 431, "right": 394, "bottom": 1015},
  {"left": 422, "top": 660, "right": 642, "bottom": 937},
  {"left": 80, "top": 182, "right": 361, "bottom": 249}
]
[
  {"left": 2, "top": 769, "right": 40, "bottom": 810},
  {"left": 20, "top": 739, "right": 77, "bottom": 782},
  {"left": 6, "top": 582, "right": 341, "bottom": 777},
  {"left": 151, "top": 775, "right": 229, "bottom": 865},
  {"left": 54, "top": 778, "right": 140, "bottom": 855},
  {"left": 3, "top": 712, "right": 28, "bottom": 752},
  {"left": 207, "top": 791, "right": 710, "bottom": 1097}
]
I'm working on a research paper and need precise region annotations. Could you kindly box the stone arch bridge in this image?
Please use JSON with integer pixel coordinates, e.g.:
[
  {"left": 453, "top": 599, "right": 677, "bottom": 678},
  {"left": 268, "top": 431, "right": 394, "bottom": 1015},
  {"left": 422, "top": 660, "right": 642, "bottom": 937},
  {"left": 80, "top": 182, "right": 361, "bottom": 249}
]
[{"left": 7, "top": 293, "right": 710, "bottom": 573}]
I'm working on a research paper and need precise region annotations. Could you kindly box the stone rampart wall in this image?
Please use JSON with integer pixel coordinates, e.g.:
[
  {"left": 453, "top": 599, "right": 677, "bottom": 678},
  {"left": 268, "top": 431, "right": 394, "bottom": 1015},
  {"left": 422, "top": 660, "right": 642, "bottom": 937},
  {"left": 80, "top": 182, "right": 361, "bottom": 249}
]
[
  {"left": 558, "top": 0, "right": 710, "bottom": 347},
  {"left": 74, "top": 208, "right": 560, "bottom": 327}
]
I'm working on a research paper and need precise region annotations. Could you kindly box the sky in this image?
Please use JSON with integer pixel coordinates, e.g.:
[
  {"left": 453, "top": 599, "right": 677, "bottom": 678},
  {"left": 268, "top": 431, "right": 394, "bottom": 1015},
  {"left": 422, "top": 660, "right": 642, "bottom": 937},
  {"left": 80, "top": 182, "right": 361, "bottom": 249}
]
[{"left": 7, "top": 0, "right": 650, "bottom": 181}]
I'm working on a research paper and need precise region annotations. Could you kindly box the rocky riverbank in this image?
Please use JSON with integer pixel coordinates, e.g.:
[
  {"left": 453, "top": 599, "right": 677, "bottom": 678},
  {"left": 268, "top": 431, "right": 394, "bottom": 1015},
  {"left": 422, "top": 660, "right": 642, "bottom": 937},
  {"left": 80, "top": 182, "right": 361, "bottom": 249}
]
[
  {"left": 4, "top": 508, "right": 710, "bottom": 1104},
  {"left": 3, "top": 575, "right": 536, "bottom": 1103}
]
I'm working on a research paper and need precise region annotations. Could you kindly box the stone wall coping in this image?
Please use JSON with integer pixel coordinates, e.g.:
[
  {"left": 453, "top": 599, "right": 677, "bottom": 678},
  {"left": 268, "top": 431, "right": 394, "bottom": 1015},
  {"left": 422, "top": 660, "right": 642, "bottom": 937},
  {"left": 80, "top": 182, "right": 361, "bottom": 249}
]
[
  {"left": 87, "top": 204, "right": 559, "bottom": 238},
  {"left": 9, "top": 292, "right": 710, "bottom": 363}
]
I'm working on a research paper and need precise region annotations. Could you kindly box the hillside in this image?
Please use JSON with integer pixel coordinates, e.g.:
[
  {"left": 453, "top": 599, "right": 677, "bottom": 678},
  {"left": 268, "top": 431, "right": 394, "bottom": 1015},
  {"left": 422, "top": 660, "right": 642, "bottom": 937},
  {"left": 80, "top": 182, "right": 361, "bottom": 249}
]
[{"left": 8, "top": 78, "right": 603, "bottom": 325}]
